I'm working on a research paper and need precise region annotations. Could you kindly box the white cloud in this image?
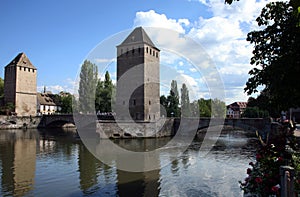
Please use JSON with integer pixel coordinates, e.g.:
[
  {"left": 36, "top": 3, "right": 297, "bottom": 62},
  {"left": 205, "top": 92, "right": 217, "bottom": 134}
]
[
  {"left": 133, "top": 1, "right": 274, "bottom": 104},
  {"left": 94, "top": 58, "right": 116, "bottom": 63},
  {"left": 134, "top": 10, "right": 188, "bottom": 34},
  {"left": 189, "top": 68, "right": 197, "bottom": 73}
]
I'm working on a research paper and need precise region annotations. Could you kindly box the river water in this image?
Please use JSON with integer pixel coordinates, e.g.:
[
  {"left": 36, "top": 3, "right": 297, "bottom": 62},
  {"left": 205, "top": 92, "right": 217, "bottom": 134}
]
[{"left": 0, "top": 128, "right": 258, "bottom": 197}]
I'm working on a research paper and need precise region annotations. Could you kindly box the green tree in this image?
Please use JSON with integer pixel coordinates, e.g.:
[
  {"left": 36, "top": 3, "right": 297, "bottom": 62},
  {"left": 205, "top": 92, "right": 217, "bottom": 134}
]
[
  {"left": 198, "top": 98, "right": 211, "bottom": 117},
  {"left": 211, "top": 98, "right": 226, "bottom": 118},
  {"left": 181, "top": 83, "right": 191, "bottom": 117},
  {"left": 0, "top": 77, "right": 4, "bottom": 99},
  {"left": 160, "top": 95, "right": 168, "bottom": 116},
  {"left": 167, "top": 80, "right": 180, "bottom": 117},
  {"left": 78, "top": 60, "right": 98, "bottom": 113},
  {"left": 95, "top": 71, "right": 115, "bottom": 113},
  {"left": 95, "top": 80, "right": 104, "bottom": 112},
  {"left": 244, "top": 1, "right": 300, "bottom": 113},
  {"left": 60, "top": 92, "right": 73, "bottom": 114}
]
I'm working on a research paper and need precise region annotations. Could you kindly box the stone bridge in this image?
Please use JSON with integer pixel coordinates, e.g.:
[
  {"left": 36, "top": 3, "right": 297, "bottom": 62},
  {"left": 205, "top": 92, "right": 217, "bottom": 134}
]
[{"left": 38, "top": 115, "right": 269, "bottom": 130}]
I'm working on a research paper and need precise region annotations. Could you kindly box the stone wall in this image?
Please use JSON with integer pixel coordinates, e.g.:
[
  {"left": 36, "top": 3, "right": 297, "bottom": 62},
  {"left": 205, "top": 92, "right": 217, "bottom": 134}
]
[
  {"left": 97, "top": 118, "right": 174, "bottom": 138},
  {"left": 0, "top": 115, "right": 41, "bottom": 129}
]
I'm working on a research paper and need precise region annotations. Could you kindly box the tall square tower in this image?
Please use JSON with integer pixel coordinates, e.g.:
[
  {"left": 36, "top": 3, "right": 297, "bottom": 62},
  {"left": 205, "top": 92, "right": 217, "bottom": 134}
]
[
  {"left": 4, "top": 53, "right": 37, "bottom": 116},
  {"left": 116, "top": 27, "right": 160, "bottom": 121}
]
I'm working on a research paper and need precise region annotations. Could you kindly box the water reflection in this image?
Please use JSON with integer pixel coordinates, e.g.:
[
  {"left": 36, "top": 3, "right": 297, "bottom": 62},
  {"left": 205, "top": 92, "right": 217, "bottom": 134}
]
[
  {"left": 0, "top": 130, "right": 37, "bottom": 196},
  {"left": 0, "top": 129, "right": 258, "bottom": 196}
]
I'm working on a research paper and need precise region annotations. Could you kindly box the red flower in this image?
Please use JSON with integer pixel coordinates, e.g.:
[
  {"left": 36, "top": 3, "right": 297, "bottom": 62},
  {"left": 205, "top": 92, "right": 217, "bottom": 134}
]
[
  {"left": 255, "top": 177, "right": 263, "bottom": 183},
  {"left": 264, "top": 173, "right": 269, "bottom": 177},
  {"left": 277, "top": 157, "right": 284, "bottom": 162},
  {"left": 256, "top": 154, "right": 262, "bottom": 160},
  {"left": 247, "top": 168, "right": 252, "bottom": 174},
  {"left": 271, "top": 185, "right": 280, "bottom": 193}
]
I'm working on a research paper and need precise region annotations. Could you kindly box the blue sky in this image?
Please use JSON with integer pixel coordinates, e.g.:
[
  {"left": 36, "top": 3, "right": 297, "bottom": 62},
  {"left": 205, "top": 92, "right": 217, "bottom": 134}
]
[{"left": 0, "top": 0, "right": 273, "bottom": 104}]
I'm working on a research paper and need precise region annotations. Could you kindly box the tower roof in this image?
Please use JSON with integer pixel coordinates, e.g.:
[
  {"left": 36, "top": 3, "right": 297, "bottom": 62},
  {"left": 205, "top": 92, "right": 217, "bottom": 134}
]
[
  {"left": 5, "top": 52, "right": 37, "bottom": 69},
  {"left": 119, "top": 27, "right": 159, "bottom": 50}
]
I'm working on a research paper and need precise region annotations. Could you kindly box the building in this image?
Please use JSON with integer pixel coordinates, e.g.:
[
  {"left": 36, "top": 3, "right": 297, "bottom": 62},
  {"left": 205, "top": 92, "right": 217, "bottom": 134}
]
[
  {"left": 4, "top": 53, "right": 37, "bottom": 116},
  {"left": 226, "top": 102, "right": 247, "bottom": 118},
  {"left": 116, "top": 27, "right": 160, "bottom": 121},
  {"left": 37, "top": 92, "right": 61, "bottom": 115}
]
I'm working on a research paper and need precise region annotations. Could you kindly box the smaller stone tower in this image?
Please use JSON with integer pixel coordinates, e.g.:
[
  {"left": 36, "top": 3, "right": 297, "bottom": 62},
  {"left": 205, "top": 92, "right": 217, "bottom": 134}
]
[{"left": 4, "top": 53, "right": 37, "bottom": 116}]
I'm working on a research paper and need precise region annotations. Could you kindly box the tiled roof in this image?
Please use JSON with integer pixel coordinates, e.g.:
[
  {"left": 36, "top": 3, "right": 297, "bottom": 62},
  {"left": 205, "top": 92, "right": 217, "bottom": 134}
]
[
  {"left": 37, "top": 93, "right": 60, "bottom": 106},
  {"left": 119, "top": 27, "right": 158, "bottom": 49},
  {"left": 227, "top": 102, "right": 247, "bottom": 111},
  {"left": 5, "top": 52, "right": 37, "bottom": 69}
]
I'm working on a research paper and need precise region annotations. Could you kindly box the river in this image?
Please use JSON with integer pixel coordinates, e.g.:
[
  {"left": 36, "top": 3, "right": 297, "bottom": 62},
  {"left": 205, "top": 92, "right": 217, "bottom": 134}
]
[{"left": 0, "top": 128, "right": 258, "bottom": 197}]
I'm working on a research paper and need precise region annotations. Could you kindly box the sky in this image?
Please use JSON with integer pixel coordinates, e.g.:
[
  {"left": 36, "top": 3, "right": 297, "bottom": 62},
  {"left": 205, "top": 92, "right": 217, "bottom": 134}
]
[{"left": 0, "top": 0, "right": 275, "bottom": 104}]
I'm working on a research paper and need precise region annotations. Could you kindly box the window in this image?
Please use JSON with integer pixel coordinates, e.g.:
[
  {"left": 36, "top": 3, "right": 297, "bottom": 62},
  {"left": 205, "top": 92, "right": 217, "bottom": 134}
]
[
  {"left": 24, "top": 67, "right": 26, "bottom": 71},
  {"left": 146, "top": 47, "right": 148, "bottom": 53},
  {"left": 156, "top": 52, "right": 158, "bottom": 58},
  {"left": 132, "top": 47, "right": 134, "bottom": 54},
  {"left": 138, "top": 47, "right": 141, "bottom": 53},
  {"left": 149, "top": 100, "right": 151, "bottom": 105},
  {"left": 19, "top": 66, "right": 22, "bottom": 70},
  {"left": 133, "top": 99, "right": 136, "bottom": 105},
  {"left": 33, "top": 69, "right": 35, "bottom": 73},
  {"left": 150, "top": 48, "right": 152, "bottom": 55}
]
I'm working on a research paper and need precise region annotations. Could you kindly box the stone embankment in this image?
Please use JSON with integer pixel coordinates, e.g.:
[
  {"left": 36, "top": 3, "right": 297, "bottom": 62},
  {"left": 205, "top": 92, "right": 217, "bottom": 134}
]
[{"left": 0, "top": 115, "right": 41, "bottom": 130}]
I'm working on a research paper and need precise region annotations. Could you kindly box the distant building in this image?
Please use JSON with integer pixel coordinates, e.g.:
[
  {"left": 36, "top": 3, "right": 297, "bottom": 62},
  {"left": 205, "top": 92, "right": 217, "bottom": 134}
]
[
  {"left": 226, "top": 102, "right": 247, "bottom": 118},
  {"left": 37, "top": 92, "right": 61, "bottom": 115},
  {"left": 116, "top": 27, "right": 160, "bottom": 121},
  {"left": 4, "top": 53, "right": 37, "bottom": 116}
]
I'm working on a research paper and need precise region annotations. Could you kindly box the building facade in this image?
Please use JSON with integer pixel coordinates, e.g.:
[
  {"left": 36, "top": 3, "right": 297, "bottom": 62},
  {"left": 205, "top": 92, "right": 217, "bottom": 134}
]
[
  {"left": 226, "top": 102, "right": 247, "bottom": 118},
  {"left": 116, "top": 27, "right": 160, "bottom": 121},
  {"left": 4, "top": 53, "right": 37, "bottom": 116},
  {"left": 37, "top": 92, "right": 61, "bottom": 115}
]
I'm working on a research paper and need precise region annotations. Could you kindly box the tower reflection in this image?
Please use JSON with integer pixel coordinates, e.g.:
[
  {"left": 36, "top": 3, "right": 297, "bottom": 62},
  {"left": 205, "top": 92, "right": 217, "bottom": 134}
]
[{"left": 0, "top": 130, "right": 37, "bottom": 196}]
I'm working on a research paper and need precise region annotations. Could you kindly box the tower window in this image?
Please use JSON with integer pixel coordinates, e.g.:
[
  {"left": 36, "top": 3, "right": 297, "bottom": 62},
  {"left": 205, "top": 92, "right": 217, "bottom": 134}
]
[
  {"left": 156, "top": 52, "right": 158, "bottom": 58},
  {"left": 146, "top": 47, "right": 148, "bottom": 53},
  {"left": 149, "top": 100, "right": 151, "bottom": 105},
  {"left": 133, "top": 99, "right": 136, "bottom": 105},
  {"left": 150, "top": 49, "right": 152, "bottom": 55},
  {"left": 28, "top": 68, "right": 31, "bottom": 72},
  {"left": 33, "top": 69, "right": 35, "bottom": 73},
  {"left": 24, "top": 67, "right": 26, "bottom": 71},
  {"left": 138, "top": 47, "right": 141, "bottom": 53},
  {"left": 132, "top": 48, "right": 134, "bottom": 54},
  {"left": 19, "top": 66, "right": 22, "bottom": 70}
]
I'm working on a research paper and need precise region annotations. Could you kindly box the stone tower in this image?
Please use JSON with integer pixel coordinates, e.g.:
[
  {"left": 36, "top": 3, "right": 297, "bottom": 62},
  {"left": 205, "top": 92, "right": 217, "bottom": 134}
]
[
  {"left": 4, "top": 53, "right": 37, "bottom": 116},
  {"left": 116, "top": 27, "right": 160, "bottom": 121}
]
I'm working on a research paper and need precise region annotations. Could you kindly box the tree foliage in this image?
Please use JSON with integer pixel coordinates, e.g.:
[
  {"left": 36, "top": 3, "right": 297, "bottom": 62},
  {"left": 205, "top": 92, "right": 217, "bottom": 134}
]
[
  {"left": 78, "top": 60, "right": 98, "bottom": 113},
  {"left": 245, "top": 1, "right": 300, "bottom": 112},
  {"left": 0, "top": 77, "right": 4, "bottom": 99},
  {"left": 181, "top": 83, "right": 191, "bottom": 117},
  {"left": 59, "top": 92, "right": 73, "bottom": 114},
  {"left": 198, "top": 98, "right": 211, "bottom": 117},
  {"left": 167, "top": 80, "right": 180, "bottom": 117},
  {"left": 95, "top": 71, "right": 115, "bottom": 113}
]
